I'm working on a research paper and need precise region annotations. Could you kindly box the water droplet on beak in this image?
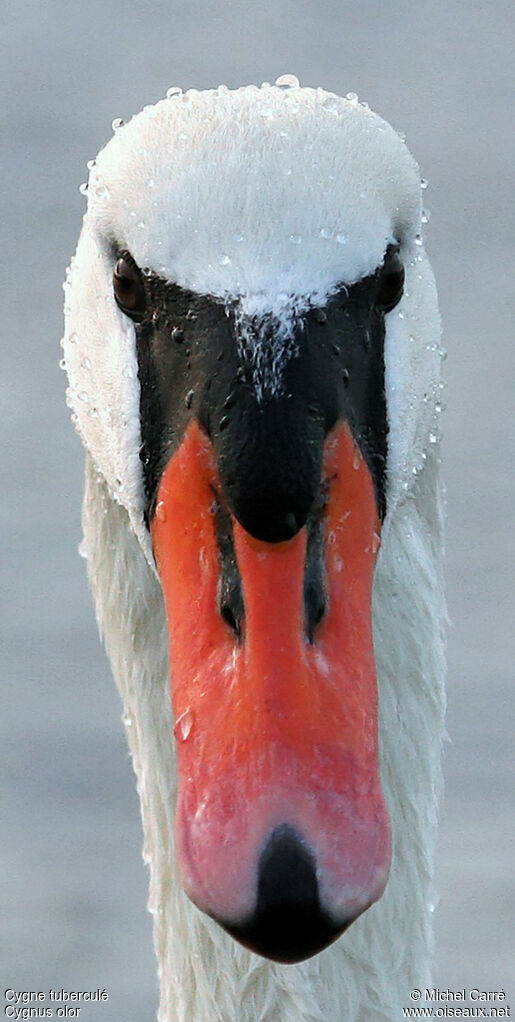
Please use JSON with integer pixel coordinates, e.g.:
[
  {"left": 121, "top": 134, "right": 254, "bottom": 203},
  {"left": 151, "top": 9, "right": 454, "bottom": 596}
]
[{"left": 174, "top": 708, "right": 195, "bottom": 743}]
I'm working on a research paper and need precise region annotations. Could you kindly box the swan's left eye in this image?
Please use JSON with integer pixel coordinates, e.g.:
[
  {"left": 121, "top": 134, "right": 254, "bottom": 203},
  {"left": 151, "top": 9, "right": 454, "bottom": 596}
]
[
  {"left": 376, "top": 245, "right": 405, "bottom": 313},
  {"left": 113, "top": 253, "right": 146, "bottom": 321}
]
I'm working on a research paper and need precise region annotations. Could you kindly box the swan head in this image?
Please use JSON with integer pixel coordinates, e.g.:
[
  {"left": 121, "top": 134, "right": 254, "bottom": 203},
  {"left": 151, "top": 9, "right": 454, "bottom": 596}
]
[{"left": 63, "top": 81, "right": 442, "bottom": 963}]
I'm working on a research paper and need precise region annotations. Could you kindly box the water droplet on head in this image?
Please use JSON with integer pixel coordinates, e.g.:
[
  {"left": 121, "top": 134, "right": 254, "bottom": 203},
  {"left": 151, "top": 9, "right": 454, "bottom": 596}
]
[
  {"left": 289, "top": 233, "right": 301, "bottom": 245},
  {"left": 421, "top": 178, "right": 429, "bottom": 190},
  {"left": 166, "top": 86, "right": 183, "bottom": 99},
  {"left": 336, "top": 232, "right": 347, "bottom": 245},
  {"left": 78, "top": 390, "right": 89, "bottom": 403},
  {"left": 86, "top": 158, "right": 96, "bottom": 171},
  {"left": 172, "top": 327, "right": 184, "bottom": 343},
  {"left": 353, "top": 447, "right": 362, "bottom": 470},
  {"left": 414, "top": 234, "right": 423, "bottom": 246},
  {"left": 371, "top": 532, "right": 381, "bottom": 554},
  {"left": 155, "top": 500, "right": 167, "bottom": 522},
  {"left": 95, "top": 184, "right": 109, "bottom": 199},
  {"left": 421, "top": 209, "right": 431, "bottom": 224},
  {"left": 112, "top": 117, "right": 124, "bottom": 132},
  {"left": 322, "top": 96, "right": 339, "bottom": 114},
  {"left": 68, "top": 332, "right": 78, "bottom": 345},
  {"left": 122, "top": 710, "right": 133, "bottom": 727},
  {"left": 345, "top": 91, "right": 359, "bottom": 105},
  {"left": 78, "top": 538, "right": 88, "bottom": 559},
  {"left": 79, "top": 182, "right": 88, "bottom": 196},
  {"left": 81, "top": 357, "right": 91, "bottom": 371},
  {"left": 219, "top": 253, "right": 231, "bottom": 265},
  {"left": 275, "top": 73, "right": 300, "bottom": 89},
  {"left": 397, "top": 131, "right": 406, "bottom": 142},
  {"left": 174, "top": 708, "right": 194, "bottom": 743},
  {"left": 185, "top": 389, "right": 194, "bottom": 409},
  {"left": 59, "top": 357, "right": 66, "bottom": 371},
  {"left": 320, "top": 227, "right": 333, "bottom": 240}
]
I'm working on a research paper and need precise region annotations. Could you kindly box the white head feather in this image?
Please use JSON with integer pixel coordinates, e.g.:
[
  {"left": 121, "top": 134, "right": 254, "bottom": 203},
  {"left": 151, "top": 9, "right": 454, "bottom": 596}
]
[{"left": 64, "top": 83, "right": 442, "bottom": 554}]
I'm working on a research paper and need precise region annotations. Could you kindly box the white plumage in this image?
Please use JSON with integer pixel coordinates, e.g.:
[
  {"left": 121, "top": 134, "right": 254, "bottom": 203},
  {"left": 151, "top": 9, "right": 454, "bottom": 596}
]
[{"left": 64, "top": 80, "right": 446, "bottom": 1022}]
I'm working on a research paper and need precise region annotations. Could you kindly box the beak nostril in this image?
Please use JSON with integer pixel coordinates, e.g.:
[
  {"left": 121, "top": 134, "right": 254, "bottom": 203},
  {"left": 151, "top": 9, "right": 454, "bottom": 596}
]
[
  {"left": 214, "top": 495, "right": 245, "bottom": 640},
  {"left": 305, "top": 582, "right": 326, "bottom": 642},
  {"left": 304, "top": 509, "right": 327, "bottom": 642},
  {"left": 220, "top": 587, "right": 243, "bottom": 639}
]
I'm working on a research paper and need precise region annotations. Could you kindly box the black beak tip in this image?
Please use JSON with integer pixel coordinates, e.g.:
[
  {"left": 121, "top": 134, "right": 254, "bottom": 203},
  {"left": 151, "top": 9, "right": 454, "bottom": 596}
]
[
  {"left": 216, "top": 825, "right": 347, "bottom": 963},
  {"left": 221, "top": 902, "right": 347, "bottom": 964}
]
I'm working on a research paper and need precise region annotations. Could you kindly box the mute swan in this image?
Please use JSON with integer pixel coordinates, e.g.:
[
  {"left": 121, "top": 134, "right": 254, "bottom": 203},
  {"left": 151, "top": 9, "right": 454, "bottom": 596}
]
[{"left": 63, "top": 77, "right": 446, "bottom": 1022}]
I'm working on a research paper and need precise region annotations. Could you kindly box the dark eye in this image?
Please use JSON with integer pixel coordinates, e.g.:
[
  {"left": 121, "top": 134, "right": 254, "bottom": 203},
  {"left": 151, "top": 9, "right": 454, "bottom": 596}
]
[
  {"left": 376, "top": 244, "right": 405, "bottom": 313},
  {"left": 113, "top": 252, "right": 146, "bottom": 321}
]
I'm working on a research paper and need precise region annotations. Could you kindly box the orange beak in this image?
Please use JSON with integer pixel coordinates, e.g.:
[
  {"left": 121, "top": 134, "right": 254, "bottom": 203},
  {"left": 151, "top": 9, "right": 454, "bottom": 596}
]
[{"left": 151, "top": 419, "right": 391, "bottom": 962}]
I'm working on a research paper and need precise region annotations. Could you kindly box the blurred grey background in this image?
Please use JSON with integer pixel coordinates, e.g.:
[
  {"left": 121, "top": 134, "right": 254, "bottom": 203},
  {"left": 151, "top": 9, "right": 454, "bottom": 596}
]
[{"left": 2, "top": 1, "right": 514, "bottom": 1018}]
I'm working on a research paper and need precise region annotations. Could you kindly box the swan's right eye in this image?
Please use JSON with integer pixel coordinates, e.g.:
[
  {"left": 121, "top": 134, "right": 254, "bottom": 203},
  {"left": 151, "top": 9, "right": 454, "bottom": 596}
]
[
  {"left": 376, "top": 245, "right": 405, "bottom": 313},
  {"left": 113, "top": 253, "right": 146, "bottom": 321}
]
